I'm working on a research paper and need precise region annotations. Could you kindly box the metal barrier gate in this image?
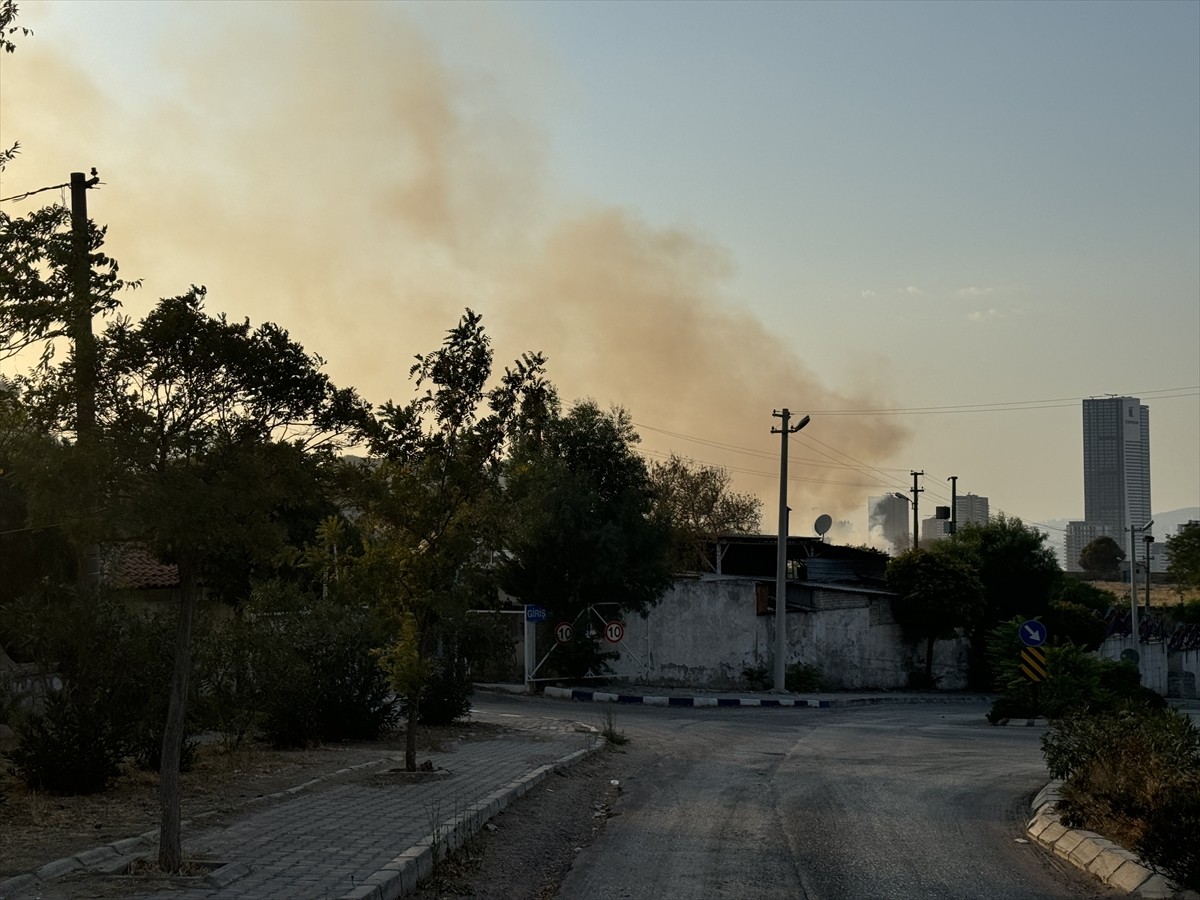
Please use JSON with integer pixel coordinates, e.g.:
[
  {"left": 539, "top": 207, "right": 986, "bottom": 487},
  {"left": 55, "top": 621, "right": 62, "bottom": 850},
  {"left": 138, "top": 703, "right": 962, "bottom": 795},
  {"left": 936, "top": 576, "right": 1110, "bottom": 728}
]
[{"left": 523, "top": 603, "right": 649, "bottom": 683}]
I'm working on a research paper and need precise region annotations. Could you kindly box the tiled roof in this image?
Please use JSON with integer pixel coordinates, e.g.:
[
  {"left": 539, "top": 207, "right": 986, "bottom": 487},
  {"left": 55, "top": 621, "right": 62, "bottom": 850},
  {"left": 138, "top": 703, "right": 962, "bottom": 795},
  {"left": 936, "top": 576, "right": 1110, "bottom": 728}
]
[{"left": 104, "top": 545, "right": 179, "bottom": 590}]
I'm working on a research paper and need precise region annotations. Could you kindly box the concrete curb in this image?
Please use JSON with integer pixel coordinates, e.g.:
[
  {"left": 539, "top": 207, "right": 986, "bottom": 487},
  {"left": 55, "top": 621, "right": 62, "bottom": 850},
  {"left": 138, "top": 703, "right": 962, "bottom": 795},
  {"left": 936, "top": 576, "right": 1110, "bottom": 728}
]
[
  {"left": 1028, "top": 782, "right": 1199, "bottom": 898},
  {"left": 332, "top": 737, "right": 604, "bottom": 900},
  {"left": 541, "top": 685, "right": 995, "bottom": 709}
]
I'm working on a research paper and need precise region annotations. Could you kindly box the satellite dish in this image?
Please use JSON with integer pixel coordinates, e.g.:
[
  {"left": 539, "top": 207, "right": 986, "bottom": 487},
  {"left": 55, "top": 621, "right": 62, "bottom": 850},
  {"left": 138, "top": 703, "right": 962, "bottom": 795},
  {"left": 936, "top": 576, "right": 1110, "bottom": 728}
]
[{"left": 814, "top": 514, "right": 833, "bottom": 536}]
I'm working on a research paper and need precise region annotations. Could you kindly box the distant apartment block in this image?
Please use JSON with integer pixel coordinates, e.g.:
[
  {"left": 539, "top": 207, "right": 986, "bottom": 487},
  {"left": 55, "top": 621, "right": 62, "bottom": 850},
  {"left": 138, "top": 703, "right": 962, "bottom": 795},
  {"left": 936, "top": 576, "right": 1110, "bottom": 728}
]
[
  {"left": 1064, "top": 520, "right": 1112, "bottom": 573},
  {"left": 955, "top": 493, "right": 989, "bottom": 527},
  {"left": 1082, "top": 396, "right": 1152, "bottom": 542}
]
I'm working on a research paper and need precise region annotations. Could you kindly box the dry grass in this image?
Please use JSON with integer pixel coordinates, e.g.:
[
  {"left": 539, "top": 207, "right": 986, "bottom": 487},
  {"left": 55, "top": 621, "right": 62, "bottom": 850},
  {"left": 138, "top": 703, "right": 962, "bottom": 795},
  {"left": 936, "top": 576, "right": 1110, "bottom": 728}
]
[{"left": 1090, "top": 581, "right": 1199, "bottom": 608}]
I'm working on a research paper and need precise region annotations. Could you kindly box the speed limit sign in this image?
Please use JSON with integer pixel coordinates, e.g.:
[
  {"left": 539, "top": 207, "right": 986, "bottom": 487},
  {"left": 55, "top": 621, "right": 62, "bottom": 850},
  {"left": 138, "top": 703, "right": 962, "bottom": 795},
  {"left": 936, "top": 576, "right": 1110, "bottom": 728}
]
[
  {"left": 604, "top": 620, "right": 625, "bottom": 644},
  {"left": 554, "top": 622, "right": 574, "bottom": 644}
]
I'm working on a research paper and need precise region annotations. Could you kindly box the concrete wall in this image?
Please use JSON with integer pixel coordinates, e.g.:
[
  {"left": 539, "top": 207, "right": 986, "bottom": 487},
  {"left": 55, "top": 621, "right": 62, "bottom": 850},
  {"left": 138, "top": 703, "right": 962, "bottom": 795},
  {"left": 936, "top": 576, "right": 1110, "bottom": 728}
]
[
  {"left": 608, "top": 578, "right": 971, "bottom": 691},
  {"left": 1096, "top": 635, "right": 1168, "bottom": 696}
]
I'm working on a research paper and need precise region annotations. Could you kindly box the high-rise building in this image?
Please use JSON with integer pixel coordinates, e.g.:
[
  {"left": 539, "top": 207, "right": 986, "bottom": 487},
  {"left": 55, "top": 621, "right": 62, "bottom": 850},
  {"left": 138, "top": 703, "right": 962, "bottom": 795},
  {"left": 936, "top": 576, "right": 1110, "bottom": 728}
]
[
  {"left": 869, "top": 494, "right": 911, "bottom": 553},
  {"left": 955, "top": 493, "right": 989, "bottom": 528},
  {"left": 1082, "top": 396, "right": 1152, "bottom": 542}
]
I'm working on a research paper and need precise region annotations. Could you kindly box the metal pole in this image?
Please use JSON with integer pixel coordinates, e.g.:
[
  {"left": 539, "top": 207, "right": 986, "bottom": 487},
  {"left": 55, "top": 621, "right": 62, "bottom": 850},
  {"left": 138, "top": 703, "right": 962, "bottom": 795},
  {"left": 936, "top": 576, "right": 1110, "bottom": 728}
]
[
  {"left": 1129, "top": 524, "right": 1140, "bottom": 667},
  {"left": 948, "top": 475, "right": 958, "bottom": 535},
  {"left": 69, "top": 171, "right": 97, "bottom": 439},
  {"left": 772, "top": 410, "right": 809, "bottom": 692},
  {"left": 1144, "top": 534, "right": 1153, "bottom": 614},
  {"left": 524, "top": 607, "right": 536, "bottom": 694}
]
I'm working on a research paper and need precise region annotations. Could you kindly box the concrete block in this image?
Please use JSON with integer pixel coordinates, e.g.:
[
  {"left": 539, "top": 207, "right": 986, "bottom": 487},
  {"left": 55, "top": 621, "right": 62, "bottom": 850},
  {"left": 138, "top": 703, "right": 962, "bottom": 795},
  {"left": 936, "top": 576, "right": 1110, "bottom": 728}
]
[
  {"left": 1089, "top": 847, "right": 1138, "bottom": 882},
  {"left": 592, "top": 692, "right": 617, "bottom": 703},
  {"left": 643, "top": 695, "right": 668, "bottom": 706},
  {"left": 1052, "top": 829, "right": 1087, "bottom": 858},
  {"left": 206, "top": 862, "right": 250, "bottom": 888},
  {"left": 694, "top": 697, "right": 717, "bottom": 707},
  {"left": 1038, "top": 821, "right": 1069, "bottom": 845},
  {"left": 335, "top": 884, "right": 381, "bottom": 900},
  {"left": 1135, "top": 873, "right": 1180, "bottom": 899},
  {"left": 1067, "top": 834, "right": 1108, "bottom": 868},
  {"left": 1027, "top": 811, "right": 1059, "bottom": 839},
  {"left": 0, "top": 873, "right": 39, "bottom": 899},
  {"left": 72, "top": 846, "right": 120, "bottom": 870},
  {"left": 1107, "top": 859, "right": 1152, "bottom": 892},
  {"left": 110, "top": 836, "right": 152, "bottom": 855},
  {"left": 36, "top": 856, "right": 82, "bottom": 880}
]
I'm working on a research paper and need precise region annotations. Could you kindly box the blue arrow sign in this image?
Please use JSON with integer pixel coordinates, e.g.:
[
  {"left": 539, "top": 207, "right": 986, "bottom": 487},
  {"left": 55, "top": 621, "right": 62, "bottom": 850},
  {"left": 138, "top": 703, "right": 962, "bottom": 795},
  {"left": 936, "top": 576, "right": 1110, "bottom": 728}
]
[
  {"left": 1019, "top": 619, "right": 1047, "bottom": 648},
  {"left": 525, "top": 604, "right": 548, "bottom": 622}
]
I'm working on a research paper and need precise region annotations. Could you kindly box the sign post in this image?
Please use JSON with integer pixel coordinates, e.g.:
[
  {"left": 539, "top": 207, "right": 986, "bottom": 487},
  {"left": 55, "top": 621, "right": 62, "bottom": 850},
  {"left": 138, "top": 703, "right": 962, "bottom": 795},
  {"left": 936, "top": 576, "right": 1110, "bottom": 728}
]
[{"left": 524, "top": 605, "right": 547, "bottom": 692}]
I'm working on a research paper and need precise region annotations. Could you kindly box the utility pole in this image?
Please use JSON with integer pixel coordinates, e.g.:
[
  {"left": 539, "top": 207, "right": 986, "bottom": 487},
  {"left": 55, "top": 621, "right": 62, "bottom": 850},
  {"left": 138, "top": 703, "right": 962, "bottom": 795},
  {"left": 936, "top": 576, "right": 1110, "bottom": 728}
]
[
  {"left": 948, "top": 475, "right": 958, "bottom": 535},
  {"left": 70, "top": 170, "right": 100, "bottom": 588},
  {"left": 772, "top": 409, "right": 810, "bottom": 692},
  {"left": 1144, "top": 534, "right": 1154, "bottom": 614},
  {"left": 909, "top": 470, "right": 923, "bottom": 550},
  {"left": 70, "top": 170, "right": 99, "bottom": 438}
]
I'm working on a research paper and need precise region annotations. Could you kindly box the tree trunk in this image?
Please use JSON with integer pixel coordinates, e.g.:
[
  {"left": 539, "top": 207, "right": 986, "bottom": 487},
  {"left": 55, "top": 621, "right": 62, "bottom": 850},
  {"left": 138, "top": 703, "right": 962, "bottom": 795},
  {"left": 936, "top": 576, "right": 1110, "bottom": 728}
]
[
  {"left": 405, "top": 693, "right": 420, "bottom": 772},
  {"left": 158, "top": 557, "right": 198, "bottom": 872}
]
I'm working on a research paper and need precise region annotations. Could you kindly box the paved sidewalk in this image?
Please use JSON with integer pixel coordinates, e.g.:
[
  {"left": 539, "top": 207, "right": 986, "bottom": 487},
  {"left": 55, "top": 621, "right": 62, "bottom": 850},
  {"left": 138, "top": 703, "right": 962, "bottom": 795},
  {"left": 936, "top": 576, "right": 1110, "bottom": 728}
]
[
  {"left": 1, "top": 716, "right": 599, "bottom": 900},
  {"left": 529, "top": 682, "right": 996, "bottom": 708}
]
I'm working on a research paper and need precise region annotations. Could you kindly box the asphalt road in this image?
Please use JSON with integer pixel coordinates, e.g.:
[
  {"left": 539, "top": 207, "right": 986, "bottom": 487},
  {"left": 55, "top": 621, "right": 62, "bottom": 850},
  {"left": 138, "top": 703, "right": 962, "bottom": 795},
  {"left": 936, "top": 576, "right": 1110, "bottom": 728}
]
[{"left": 475, "top": 696, "right": 1115, "bottom": 900}]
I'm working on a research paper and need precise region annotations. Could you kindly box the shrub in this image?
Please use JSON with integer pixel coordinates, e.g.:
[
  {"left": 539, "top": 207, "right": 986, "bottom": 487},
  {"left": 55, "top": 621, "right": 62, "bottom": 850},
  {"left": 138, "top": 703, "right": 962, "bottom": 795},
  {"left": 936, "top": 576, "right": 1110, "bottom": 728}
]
[
  {"left": 6, "top": 691, "right": 125, "bottom": 793},
  {"left": 742, "top": 664, "right": 770, "bottom": 691},
  {"left": 1, "top": 588, "right": 174, "bottom": 792},
  {"left": 419, "top": 655, "right": 473, "bottom": 726},
  {"left": 1043, "top": 705, "right": 1200, "bottom": 862},
  {"left": 1138, "top": 773, "right": 1200, "bottom": 892},
  {"left": 236, "top": 582, "right": 399, "bottom": 748}
]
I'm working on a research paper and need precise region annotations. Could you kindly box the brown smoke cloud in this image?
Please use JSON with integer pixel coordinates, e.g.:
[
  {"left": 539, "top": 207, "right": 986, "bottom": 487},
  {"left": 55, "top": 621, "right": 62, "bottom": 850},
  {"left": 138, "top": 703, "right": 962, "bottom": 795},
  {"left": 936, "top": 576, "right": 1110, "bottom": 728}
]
[{"left": 1, "top": 2, "right": 908, "bottom": 533}]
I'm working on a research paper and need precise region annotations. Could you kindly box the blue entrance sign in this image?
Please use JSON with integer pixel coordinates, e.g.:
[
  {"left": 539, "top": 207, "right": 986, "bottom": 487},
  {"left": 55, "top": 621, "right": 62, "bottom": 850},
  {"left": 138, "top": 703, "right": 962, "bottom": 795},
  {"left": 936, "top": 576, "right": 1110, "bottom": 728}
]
[
  {"left": 525, "top": 604, "right": 548, "bottom": 622},
  {"left": 1019, "top": 620, "right": 1047, "bottom": 648}
]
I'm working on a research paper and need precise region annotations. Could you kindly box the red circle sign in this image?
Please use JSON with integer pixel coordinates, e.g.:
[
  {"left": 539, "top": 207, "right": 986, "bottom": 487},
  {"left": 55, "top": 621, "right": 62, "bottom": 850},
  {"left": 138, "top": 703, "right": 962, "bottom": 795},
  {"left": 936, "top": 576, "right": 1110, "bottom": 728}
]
[
  {"left": 604, "top": 620, "right": 625, "bottom": 644},
  {"left": 554, "top": 622, "right": 574, "bottom": 644}
]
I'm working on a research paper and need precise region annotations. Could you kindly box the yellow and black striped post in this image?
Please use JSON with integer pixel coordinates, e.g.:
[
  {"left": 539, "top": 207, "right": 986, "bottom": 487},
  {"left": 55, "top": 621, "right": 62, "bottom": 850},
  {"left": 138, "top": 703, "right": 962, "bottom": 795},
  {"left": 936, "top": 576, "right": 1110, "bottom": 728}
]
[{"left": 1021, "top": 646, "right": 1048, "bottom": 682}]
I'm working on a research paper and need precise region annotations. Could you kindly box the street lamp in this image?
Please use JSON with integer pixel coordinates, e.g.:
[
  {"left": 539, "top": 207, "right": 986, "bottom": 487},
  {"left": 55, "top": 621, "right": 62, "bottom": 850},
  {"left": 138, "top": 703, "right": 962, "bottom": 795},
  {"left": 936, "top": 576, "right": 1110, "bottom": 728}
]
[{"left": 773, "top": 410, "right": 810, "bottom": 693}]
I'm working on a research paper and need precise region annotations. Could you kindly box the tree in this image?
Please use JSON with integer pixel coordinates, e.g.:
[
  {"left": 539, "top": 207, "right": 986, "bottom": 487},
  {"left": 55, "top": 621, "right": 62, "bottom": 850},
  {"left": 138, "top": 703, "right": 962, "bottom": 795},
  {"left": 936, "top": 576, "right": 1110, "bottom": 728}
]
[
  {"left": 1079, "top": 535, "right": 1125, "bottom": 578},
  {"left": 886, "top": 546, "right": 985, "bottom": 685},
  {"left": 1168, "top": 523, "right": 1200, "bottom": 596},
  {"left": 353, "top": 310, "right": 547, "bottom": 771},
  {"left": 500, "top": 401, "right": 673, "bottom": 679},
  {"left": 22, "top": 287, "right": 370, "bottom": 870},
  {"left": 937, "top": 515, "right": 1062, "bottom": 689},
  {"left": 648, "top": 453, "right": 762, "bottom": 572}
]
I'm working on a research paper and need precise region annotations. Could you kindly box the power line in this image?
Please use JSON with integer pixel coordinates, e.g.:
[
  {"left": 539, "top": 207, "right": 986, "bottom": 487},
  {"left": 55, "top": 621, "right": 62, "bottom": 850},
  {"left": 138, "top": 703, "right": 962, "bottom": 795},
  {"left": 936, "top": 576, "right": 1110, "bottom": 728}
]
[{"left": 806, "top": 386, "right": 1198, "bottom": 417}]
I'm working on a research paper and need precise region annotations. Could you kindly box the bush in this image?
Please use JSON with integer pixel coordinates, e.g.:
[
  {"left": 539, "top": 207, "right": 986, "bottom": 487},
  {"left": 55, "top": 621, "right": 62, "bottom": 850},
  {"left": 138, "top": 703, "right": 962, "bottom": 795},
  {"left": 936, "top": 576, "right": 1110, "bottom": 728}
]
[
  {"left": 742, "top": 664, "right": 770, "bottom": 691},
  {"left": 6, "top": 691, "right": 125, "bottom": 794},
  {"left": 1138, "top": 773, "right": 1200, "bottom": 892},
  {"left": 419, "top": 656, "right": 472, "bottom": 726},
  {"left": 233, "top": 582, "right": 399, "bottom": 748},
  {"left": 1, "top": 588, "right": 181, "bottom": 791},
  {"left": 1043, "top": 705, "right": 1200, "bottom": 867}
]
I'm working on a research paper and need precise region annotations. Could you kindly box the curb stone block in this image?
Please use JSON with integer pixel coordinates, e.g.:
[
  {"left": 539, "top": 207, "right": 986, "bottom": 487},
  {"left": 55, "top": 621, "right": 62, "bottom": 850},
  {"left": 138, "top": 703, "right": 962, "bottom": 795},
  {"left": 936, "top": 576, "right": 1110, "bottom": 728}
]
[
  {"left": 35, "top": 856, "right": 82, "bottom": 880},
  {"left": 206, "top": 862, "right": 250, "bottom": 888},
  {"left": 1137, "top": 874, "right": 1182, "bottom": 899},
  {"left": 1067, "top": 834, "right": 1107, "bottom": 868},
  {"left": 1038, "top": 821, "right": 1069, "bottom": 845},
  {"left": 1108, "top": 859, "right": 1153, "bottom": 892},
  {"left": 1052, "top": 829, "right": 1087, "bottom": 859},
  {"left": 110, "top": 836, "right": 151, "bottom": 854},
  {"left": 0, "top": 873, "right": 38, "bottom": 899},
  {"left": 1027, "top": 811, "right": 1059, "bottom": 839},
  {"left": 1089, "top": 847, "right": 1137, "bottom": 882},
  {"left": 73, "top": 846, "right": 120, "bottom": 869}
]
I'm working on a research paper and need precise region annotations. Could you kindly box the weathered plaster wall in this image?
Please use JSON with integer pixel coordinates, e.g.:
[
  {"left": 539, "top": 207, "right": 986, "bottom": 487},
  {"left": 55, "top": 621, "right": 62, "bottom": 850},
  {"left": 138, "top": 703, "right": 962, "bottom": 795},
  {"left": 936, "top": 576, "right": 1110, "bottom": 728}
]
[{"left": 611, "top": 578, "right": 971, "bottom": 690}]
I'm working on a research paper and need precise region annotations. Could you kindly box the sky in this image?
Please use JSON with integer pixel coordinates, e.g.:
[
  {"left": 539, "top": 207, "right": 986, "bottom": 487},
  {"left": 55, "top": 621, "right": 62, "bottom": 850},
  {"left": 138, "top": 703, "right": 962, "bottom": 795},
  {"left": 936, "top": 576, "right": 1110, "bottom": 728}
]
[{"left": 1, "top": 0, "right": 1197, "bottom": 548}]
